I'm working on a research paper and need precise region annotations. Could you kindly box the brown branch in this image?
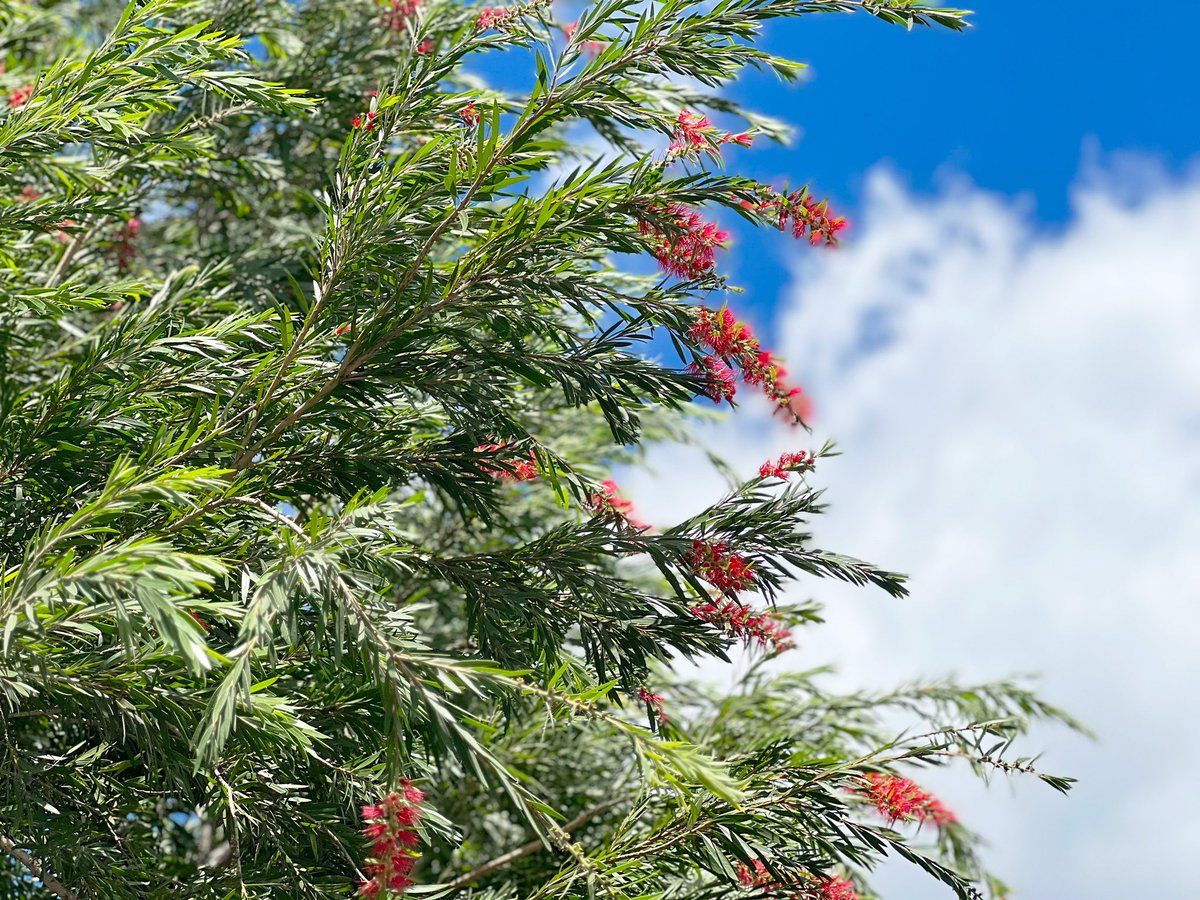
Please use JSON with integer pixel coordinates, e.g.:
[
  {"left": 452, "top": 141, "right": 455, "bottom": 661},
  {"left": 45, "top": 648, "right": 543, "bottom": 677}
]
[
  {"left": 0, "top": 832, "right": 79, "bottom": 900},
  {"left": 438, "top": 800, "right": 621, "bottom": 894}
]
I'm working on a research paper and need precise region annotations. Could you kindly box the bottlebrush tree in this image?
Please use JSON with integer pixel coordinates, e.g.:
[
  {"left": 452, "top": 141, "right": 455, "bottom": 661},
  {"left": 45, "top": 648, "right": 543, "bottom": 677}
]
[{"left": 0, "top": 1, "right": 1082, "bottom": 898}]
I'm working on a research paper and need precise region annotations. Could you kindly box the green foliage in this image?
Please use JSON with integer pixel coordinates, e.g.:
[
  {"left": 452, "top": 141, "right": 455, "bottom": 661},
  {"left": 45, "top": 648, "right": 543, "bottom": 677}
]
[{"left": 0, "top": 1, "right": 1075, "bottom": 898}]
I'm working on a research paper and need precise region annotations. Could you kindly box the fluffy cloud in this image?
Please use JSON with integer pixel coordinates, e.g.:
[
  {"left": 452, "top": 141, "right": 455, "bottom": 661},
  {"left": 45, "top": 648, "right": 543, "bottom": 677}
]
[{"left": 627, "top": 160, "right": 1200, "bottom": 898}]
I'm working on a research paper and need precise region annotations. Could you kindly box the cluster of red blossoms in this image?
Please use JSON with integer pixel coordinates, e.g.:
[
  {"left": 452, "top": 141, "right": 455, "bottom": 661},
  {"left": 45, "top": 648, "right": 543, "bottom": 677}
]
[
  {"left": 638, "top": 204, "right": 729, "bottom": 280},
  {"left": 666, "top": 109, "right": 752, "bottom": 164},
  {"left": 113, "top": 217, "right": 141, "bottom": 273},
  {"left": 379, "top": 0, "right": 419, "bottom": 31},
  {"left": 692, "top": 598, "right": 794, "bottom": 653},
  {"left": 590, "top": 480, "right": 650, "bottom": 530},
  {"left": 636, "top": 687, "right": 666, "bottom": 723},
  {"left": 353, "top": 110, "right": 378, "bottom": 130},
  {"left": 738, "top": 189, "right": 848, "bottom": 247},
  {"left": 459, "top": 101, "right": 481, "bottom": 125},
  {"left": 8, "top": 84, "right": 32, "bottom": 108},
  {"left": 476, "top": 443, "right": 538, "bottom": 482},
  {"left": 687, "top": 307, "right": 811, "bottom": 423},
  {"left": 858, "top": 773, "right": 957, "bottom": 827},
  {"left": 758, "top": 450, "right": 815, "bottom": 480},
  {"left": 358, "top": 782, "right": 425, "bottom": 897},
  {"left": 562, "top": 21, "right": 606, "bottom": 56},
  {"left": 684, "top": 539, "right": 754, "bottom": 594},
  {"left": 476, "top": 5, "right": 513, "bottom": 29},
  {"left": 737, "top": 861, "right": 858, "bottom": 900}
]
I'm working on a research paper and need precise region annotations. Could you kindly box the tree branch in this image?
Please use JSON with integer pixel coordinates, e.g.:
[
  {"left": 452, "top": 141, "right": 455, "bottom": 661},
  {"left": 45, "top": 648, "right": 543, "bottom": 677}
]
[
  {"left": 0, "top": 833, "right": 79, "bottom": 900},
  {"left": 438, "top": 800, "right": 622, "bottom": 893}
]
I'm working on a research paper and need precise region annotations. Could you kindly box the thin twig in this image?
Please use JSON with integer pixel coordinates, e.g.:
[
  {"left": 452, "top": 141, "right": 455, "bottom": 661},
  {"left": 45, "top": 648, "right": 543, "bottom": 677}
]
[
  {"left": 0, "top": 833, "right": 79, "bottom": 900},
  {"left": 437, "top": 800, "right": 621, "bottom": 893}
]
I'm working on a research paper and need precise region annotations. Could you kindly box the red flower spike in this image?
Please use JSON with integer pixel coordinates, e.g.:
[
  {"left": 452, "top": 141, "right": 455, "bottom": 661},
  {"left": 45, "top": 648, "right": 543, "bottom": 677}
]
[
  {"left": 358, "top": 784, "right": 425, "bottom": 896},
  {"left": 590, "top": 481, "right": 650, "bottom": 530},
  {"left": 816, "top": 875, "right": 860, "bottom": 900},
  {"left": 691, "top": 597, "right": 793, "bottom": 653},
  {"left": 858, "top": 773, "right": 954, "bottom": 826},
  {"left": 758, "top": 451, "right": 815, "bottom": 480},
  {"left": 476, "top": 443, "right": 538, "bottom": 482},
  {"left": 924, "top": 796, "right": 959, "bottom": 827},
  {"left": 684, "top": 540, "right": 756, "bottom": 595},
  {"left": 476, "top": 6, "right": 510, "bottom": 29},
  {"left": 686, "top": 306, "right": 812, "bottom": 425},
  {"left": 685, "top": 357, "right": 737, "bottom": 404},
  {"left": 417, "top": 38, "right": 434, "bottom": 54},
  {"left": 637, "top": 204, "right": 728, "bottom": 279},
  {"left": 665, "top": 109, "right": 755, "bottom": 163},
  {"left": 459, "top": 101, "right": 480, "bottom": 125},
  {"left": 737, "top": 860, "right": 771, "bottom": 888},
  {"left": 636, "top": 687, "right": 664, "bottom": 711},
  {"left": 8, "top": 85, "right": 32, "bottom": 108},
  {"left": 381, "top": 0, "right": 420, "bottom": 32}
]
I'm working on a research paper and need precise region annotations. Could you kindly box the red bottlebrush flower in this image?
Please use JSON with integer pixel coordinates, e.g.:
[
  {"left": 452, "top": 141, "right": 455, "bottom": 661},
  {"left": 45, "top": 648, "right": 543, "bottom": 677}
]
[
  {"left": 691, "top": 597, "right": 793, "bottom": 653},
  {"left": 758, "top": 450, "right": 814, "bottom": 480},
  {"left": 476, "top": 6, "right": 509, "bottom": 29},
  {"left": 687, "top": 307, "right": 749, "bottom": 357},
  {"left": 685, "top": 307, "right": 809, "bottom": 424},
  {"left": 359, "top": 784, "right": 424, "bottom": 897},
  {"left": 17, "top": 186, "right": 39, "bottom": 203},
  {"left": 684, "top": 540, "right": 755, "bottom": 594},
  {"left": 398, "top": 780, "right": 425, "bottom": 804},
  {"left": 459, "top": 101, "right": 480, "bottom": 125},
  {"left": 353, "top": 111, "right": 377, "bottom": 130},
  {"left": 113, "top": 217, "right": 141, "bottom": 273},
  {"left": 417, "top": 38, "right": 434, "bottom": 53},
  {"left": 475, "top": 443, "right": 537, "bottom": 481},
  {"left": 637, "top": 204, "right": 728, "bottom": 279},
  {"left": 188, "top": 611, "right": 211, "bottom": 631},
  {"left": 335, "top": 324, "right": 352, "bottom": 336},
  {"left": 861, "top": 773, "right": 930, "bottom": 823},
  {"left": 685, "top": 356, "right": 737, "bottom": 404},
  {"left": 923, "top": 796, "right": 958, "bottom": 827},
  {"left": 720, "top": 131, "right": 754, "bottom": 147},
  {"left": 590, "top": 480, "right": 650, "bottom": 530},
  {"left": 737, "top": 860, "right": 771, "bottom": 888},
  {"left": 393, "top": 805, "right": 420, "bottom": 827},
  {"left": 675, "top": 109, "right": 714, "bottom": 147},
  {"left": 636, "top": 687, "right": 664, "bottom": 711},
  {"left": 779, "top": 386, "right": 813, "bottom": 424},
  {"left": 815, "top": 875, "right": 859, "bottom": 900},
  {"left": 381, "top": 0, "right": 420, "bottom": 32},
  {"left": 8, "top": 85, "right": 32, "bottom": 108},
  {"left": 562, "top": 21, "right": 606, "bottom": 56},
  {"left": 789, "top": 195, "right": 848, "bottom": 246}
]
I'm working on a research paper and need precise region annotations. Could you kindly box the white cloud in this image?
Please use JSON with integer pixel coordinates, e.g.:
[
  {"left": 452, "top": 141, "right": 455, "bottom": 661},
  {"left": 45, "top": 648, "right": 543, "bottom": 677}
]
[{"left": 627, "top": 159, "right": 1200, "bottom": 898}]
